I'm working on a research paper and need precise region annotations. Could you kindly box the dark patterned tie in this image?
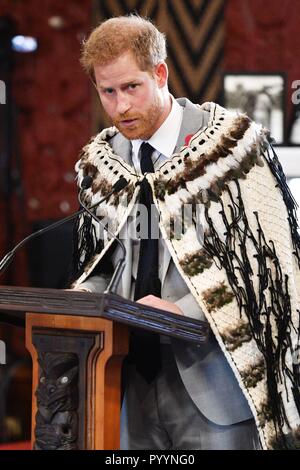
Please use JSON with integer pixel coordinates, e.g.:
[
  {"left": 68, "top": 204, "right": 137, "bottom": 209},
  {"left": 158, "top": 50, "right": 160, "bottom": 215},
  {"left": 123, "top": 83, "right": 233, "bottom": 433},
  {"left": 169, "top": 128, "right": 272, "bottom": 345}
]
[
  {"left": 134, "top": 142, "right": 161, "bottom": 300},
  {"left": 131, "top": 142, "right": 161, "bottom": 383}
]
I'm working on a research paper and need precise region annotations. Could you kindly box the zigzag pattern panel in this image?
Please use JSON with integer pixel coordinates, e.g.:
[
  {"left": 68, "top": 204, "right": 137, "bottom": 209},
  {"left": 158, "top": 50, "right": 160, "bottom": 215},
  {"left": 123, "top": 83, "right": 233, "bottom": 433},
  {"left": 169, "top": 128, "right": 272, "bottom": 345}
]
[
  {"left": 163, "top": 0, "right": 225, "bottom": 104},
  {"left": 94, "top": 0, "right": 224, "bottom": 130},
  {"left": 97, "top": 0, "right": 159, "bottom": 19}
]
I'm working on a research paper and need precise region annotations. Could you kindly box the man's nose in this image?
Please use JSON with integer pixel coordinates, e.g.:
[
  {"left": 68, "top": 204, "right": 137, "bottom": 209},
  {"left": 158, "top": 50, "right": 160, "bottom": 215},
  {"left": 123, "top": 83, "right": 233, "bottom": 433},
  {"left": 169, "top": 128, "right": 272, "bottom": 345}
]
[{"left": 116, "top": 92, "right": 131, "bottom": 115}]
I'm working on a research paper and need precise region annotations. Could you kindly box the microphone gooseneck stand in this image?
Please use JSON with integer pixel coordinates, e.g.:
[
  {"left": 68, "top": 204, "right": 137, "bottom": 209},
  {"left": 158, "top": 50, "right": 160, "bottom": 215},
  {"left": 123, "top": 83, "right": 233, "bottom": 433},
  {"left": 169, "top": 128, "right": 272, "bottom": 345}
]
[{"left": 77, "top": 175, "right": 128, "bottom": 295}]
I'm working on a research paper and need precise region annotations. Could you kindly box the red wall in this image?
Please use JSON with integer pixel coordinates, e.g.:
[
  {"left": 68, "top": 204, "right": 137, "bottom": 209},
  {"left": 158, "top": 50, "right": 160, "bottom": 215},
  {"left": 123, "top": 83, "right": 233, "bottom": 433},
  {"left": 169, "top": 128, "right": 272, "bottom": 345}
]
[
  {"left": 0, "top": 0, "right": 92, "bottom": 285},
  {"left": 225, "top": 0, "right": 300, "bottom": 122}
]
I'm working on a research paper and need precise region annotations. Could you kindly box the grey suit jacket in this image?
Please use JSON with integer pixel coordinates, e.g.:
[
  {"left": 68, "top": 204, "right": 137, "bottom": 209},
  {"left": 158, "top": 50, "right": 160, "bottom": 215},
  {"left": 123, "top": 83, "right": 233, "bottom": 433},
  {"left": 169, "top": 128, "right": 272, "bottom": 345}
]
[{"left": 79, "top": 97, "right": 253, "bottom": 425}]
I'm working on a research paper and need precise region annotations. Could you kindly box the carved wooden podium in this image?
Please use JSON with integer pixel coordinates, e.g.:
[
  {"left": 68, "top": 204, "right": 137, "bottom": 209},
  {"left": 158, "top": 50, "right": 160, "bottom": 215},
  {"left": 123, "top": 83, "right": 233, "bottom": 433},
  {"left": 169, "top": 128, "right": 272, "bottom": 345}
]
[{"left": 0, "top": 285, "right": 208, "bottom": 450}]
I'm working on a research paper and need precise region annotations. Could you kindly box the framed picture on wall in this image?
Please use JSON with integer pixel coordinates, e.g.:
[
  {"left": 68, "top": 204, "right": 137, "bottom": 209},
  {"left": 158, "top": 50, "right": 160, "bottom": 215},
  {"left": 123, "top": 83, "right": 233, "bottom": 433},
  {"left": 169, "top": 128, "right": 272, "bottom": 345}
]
[
  {"left": 223, "top": 72, "right": 286, "bottom": 145},
  {"left": 288, "top": 102, "right": 300, "bottom": 145}
]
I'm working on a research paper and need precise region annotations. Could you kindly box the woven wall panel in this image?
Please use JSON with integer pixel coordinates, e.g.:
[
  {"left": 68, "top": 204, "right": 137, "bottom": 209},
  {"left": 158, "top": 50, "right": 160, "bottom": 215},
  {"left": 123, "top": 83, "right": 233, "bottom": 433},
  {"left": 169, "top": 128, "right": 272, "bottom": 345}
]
[
  {"left": 162, "top": 0, "right": 224, "bottom": 103},
  {"left": 98, "top": 0, "right": 159, "bottom": 20}
]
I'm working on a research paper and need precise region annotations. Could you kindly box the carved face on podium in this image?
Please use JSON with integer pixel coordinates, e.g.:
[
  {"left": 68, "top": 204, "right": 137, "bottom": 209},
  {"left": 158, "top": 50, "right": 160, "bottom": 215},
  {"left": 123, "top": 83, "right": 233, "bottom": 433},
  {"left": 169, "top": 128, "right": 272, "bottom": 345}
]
[{"left": 35, "top": 352, "right": 79, "bottom": 450}]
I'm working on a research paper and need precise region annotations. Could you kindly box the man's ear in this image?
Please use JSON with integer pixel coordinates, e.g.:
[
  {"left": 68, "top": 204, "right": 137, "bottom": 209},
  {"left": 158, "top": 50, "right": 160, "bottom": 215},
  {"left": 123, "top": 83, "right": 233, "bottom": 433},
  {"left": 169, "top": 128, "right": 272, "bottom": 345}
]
[{"left": 154, "top": 62, "right": 168, "bottom": 88}]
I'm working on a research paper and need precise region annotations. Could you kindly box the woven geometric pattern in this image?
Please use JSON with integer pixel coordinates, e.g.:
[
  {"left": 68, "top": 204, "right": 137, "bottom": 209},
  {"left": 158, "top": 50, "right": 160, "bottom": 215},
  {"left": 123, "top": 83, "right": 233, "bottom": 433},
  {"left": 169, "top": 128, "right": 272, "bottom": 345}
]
[
  {"left": 74, "top": 102, "right": 300, "bottom": 448},
  {"left": 162, "top": 0, "right": 225, "bottom": 103}
]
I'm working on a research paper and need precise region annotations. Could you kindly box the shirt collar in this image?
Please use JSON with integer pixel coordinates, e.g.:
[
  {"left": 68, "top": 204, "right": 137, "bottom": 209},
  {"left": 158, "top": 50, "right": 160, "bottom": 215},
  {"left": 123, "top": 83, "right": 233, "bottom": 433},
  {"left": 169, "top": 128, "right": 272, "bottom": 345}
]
[{"left": 131, "top": 95, "right": 183, "bottom": 160}]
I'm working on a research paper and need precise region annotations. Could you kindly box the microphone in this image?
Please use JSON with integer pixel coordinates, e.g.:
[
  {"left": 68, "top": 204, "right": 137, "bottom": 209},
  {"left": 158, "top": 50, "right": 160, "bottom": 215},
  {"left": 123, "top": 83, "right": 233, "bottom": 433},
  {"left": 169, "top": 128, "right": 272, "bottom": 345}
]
[
  {"left": 0, "top": 176, "right": 128, "bottom": 276},
  {"left": 78, "top": 176, "right": 127, "bottom": 295}
]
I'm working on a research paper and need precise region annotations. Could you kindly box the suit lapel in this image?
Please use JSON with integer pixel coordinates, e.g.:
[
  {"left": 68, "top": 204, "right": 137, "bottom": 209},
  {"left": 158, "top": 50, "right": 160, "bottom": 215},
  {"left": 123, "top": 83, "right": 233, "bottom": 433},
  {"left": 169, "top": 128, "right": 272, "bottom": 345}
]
[
  {"left": 110, "top": 131, "right": 132, "bottom": 165},
  {"left": 175, "top": 98, "right": 209, "bottom": 151}
]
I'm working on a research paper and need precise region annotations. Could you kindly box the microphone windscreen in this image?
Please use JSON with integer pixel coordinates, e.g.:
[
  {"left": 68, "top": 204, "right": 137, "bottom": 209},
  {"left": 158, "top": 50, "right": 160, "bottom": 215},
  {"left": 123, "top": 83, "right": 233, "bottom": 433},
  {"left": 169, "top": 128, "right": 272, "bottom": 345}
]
[
  {"left": 113, "top": 177, "right": 128, "bottom": 192},
  {"left": 81, "top": 175, "right": 93, "bottom": 190}
]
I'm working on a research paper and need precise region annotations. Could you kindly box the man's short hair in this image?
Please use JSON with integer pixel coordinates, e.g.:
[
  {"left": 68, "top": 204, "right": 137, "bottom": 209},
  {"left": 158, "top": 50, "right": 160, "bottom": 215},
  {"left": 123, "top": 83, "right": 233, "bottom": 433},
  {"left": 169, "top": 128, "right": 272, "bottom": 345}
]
[{"left": 80, "top": 14, "right": 167, "bottom": 76}]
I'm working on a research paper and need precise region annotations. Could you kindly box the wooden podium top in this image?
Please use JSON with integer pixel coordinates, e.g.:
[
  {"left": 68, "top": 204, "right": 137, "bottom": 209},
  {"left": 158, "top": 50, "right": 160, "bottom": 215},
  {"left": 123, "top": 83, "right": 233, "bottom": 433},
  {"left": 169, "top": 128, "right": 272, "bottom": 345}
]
[{"left": 0, "top": 285, "right": 209, "bottom": 344}]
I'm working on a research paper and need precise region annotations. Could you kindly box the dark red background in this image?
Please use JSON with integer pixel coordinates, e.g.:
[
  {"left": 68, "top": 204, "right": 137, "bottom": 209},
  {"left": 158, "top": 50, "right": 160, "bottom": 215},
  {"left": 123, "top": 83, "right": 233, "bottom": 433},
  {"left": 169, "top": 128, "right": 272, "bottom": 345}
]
[{"left": 0, "top": 0, "right": 92, "bottom": 285}]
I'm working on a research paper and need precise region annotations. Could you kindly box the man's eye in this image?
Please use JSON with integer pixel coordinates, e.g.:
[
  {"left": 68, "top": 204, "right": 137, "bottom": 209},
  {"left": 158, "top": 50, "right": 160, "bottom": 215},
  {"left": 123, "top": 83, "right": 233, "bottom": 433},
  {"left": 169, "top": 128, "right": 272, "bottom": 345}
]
[
  {"left": 100, "top": 88, "right": 114, "bottom": 95},
  {"left": 128, "top": 84, "right": 138, "bottom": 90}
]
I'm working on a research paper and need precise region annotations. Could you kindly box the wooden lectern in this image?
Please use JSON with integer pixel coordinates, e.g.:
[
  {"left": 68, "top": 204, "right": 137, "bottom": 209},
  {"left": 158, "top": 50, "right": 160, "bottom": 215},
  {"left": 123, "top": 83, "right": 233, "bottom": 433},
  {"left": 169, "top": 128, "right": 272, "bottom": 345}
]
[{"left": 0, "top": 285, "right": 208, "bottom": 450}]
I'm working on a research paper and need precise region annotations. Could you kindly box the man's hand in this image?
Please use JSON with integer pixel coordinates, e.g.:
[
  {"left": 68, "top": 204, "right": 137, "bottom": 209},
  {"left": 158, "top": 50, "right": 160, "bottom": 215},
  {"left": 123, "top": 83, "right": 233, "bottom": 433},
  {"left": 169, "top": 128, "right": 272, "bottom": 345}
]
[{"left": 136, "top": 295, "right": 183, "bottom": 315}]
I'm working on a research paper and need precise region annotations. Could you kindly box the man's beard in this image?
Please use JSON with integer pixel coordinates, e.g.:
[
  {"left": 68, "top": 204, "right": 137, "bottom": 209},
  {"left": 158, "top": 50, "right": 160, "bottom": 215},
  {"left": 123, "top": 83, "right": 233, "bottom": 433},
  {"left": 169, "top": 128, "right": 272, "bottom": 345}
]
[{"left": 111, "top": 98, "right": 164, "bottom": 140}]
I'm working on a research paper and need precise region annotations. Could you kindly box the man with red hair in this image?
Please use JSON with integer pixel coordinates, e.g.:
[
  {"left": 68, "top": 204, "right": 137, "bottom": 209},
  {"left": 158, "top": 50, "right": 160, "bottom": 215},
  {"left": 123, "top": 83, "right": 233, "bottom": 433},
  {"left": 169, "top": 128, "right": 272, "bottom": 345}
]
[{"left": 72, "top": 15, "right": 300, "bottom": 450}]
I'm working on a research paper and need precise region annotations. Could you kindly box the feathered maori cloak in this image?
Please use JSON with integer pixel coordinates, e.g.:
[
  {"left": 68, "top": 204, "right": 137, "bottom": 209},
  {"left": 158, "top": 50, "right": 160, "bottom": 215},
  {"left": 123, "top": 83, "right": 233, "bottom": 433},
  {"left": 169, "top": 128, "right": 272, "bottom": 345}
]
[{"left": 72, "top": 102, "right": 300, "bottom": 449}]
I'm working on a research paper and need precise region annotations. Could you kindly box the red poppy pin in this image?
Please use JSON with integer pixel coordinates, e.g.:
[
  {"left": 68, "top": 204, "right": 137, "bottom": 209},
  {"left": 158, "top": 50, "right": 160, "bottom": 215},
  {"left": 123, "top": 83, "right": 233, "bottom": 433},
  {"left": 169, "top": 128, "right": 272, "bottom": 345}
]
[{"left": 184, "top": 134, "right": 194, "bottom": 146}]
